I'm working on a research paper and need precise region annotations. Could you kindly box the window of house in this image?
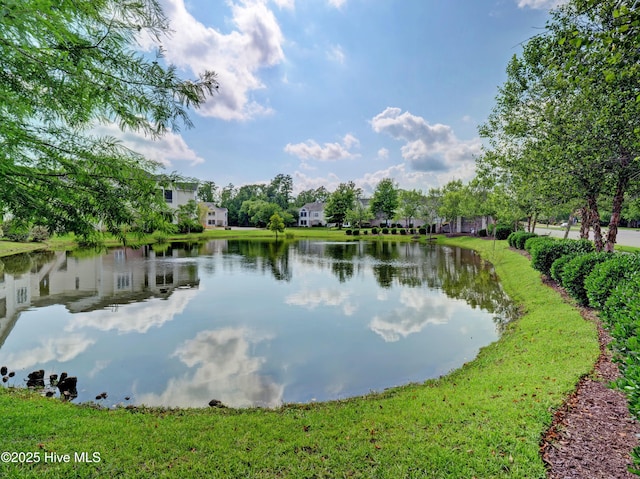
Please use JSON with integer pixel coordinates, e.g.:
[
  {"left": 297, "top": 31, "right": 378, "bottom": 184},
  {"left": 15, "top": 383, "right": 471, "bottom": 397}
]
[
  {"left": 16, "top": 287, "right": 28, "bottom": 304},
  {"left": 164, "top": 189, "right": 173, "bottom": 203},
  {"left": 116, "top": 273, "right": 131, "bottom": 290},
  {"left": 300, "top": 210, "right": 307, "bottom": 217},
  {"left": 313, "top": 212, "right": 319, "bottom": 217}
]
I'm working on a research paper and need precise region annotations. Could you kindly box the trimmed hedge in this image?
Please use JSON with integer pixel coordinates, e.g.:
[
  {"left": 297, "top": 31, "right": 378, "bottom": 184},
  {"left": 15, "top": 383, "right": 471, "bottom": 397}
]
[
  {"left": 550, "top": 252, "right": 581, "bottom": 283},
  {"left": 584, "top": 253, "right": 640, "bottom": 309},
  {"left": 600, "top": 274, "right": 640, "bottom": 419},
  {"left": 524, "top": 236, "right": 554, "bottom": 254},
  {"left": 560, "top": 252, "right": 613, "bottom": 306},
  {"left": 495, "top": 224, "right": 513, "bottom": 240},
  {"left": 530, "top": 239, "right": 594, "bottom": 276},
  {"left": 508, "top": 231, "right": 538, "bottom": 249}
]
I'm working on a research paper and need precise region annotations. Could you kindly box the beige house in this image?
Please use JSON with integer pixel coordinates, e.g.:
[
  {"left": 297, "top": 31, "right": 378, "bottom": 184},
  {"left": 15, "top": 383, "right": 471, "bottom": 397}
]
[{"left": 200, "top": 202, "right": 228, "bottom": 228}]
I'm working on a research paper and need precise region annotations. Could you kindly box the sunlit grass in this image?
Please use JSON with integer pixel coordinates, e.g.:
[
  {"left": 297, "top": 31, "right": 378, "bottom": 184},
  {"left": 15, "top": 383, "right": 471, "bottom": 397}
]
[{"left": 0, "top": 236, "right": 598, "bottom": 478}]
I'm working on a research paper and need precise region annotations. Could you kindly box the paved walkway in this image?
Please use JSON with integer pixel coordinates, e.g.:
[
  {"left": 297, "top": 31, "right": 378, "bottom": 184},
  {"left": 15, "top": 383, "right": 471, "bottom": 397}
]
[{"left": 533, "top": 226, "right": 640, "bottom": 248}]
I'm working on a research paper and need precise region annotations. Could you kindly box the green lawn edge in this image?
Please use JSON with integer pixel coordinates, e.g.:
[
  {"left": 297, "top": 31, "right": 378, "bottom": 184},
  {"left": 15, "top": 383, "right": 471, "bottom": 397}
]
[{"left": 0, "top": 236, "right": 599, "bottom": 478}]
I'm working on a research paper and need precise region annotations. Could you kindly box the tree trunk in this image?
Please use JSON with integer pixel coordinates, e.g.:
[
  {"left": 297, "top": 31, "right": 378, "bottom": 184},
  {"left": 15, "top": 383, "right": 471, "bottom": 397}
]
[
  {"left": 526, "top": 215, "right": 532, "bottom": 233},
  {"left": 587, "top": 195, "right": 604, "bottom": 252},
  {"left": 579, "top": 204, "right": 590, "bottom": 240},
  {"left": 605, "top": 158, "right": 631, "bottom": 252},
  {"left": 531, "top": 211, "right": 538, "bottom": 234},
  {"left": 563, "top": 215, "right": 574, "bottom": 240}
]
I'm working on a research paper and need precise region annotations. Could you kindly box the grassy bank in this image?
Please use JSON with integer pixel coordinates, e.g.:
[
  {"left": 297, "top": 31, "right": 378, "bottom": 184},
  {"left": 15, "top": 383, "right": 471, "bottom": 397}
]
[{"left": 0, "top": 236, "right": 598, "bottom": 478}]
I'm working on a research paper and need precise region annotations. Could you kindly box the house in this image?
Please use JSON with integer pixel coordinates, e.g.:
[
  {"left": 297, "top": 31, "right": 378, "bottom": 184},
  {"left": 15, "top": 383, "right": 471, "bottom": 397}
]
[
  {"left": 298, "top": 202, "right": 326, "bottom": 227},
  {"left": 157, "top": 181, "right": 198, "bottom": 212},
  {"left": 200, "top": 202, "right": 228, "bottom": 228},
  {"left": 439, "top": 216, "right": 492, "bottom": 234}
]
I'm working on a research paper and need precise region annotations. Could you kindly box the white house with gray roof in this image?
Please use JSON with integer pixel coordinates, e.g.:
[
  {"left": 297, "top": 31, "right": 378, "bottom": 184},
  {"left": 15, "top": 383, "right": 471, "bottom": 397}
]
[{"left": 298, "top": 202, "right": 326, "bottom": 227}]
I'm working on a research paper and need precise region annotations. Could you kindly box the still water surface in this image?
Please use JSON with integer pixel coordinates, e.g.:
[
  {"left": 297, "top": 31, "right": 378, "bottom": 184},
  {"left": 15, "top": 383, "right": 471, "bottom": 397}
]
[{"left": 0, "top": 240, "right": 516, "bottom": 408}]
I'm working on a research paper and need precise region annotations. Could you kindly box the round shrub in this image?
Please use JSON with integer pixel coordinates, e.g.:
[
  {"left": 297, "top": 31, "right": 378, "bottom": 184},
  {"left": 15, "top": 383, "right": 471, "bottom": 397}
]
[
  {"left": 399, "top": 229, "right": 406, "bottom": 235},
  {"left": 600, "top": 274, "right": 640, "bottom": 414},
  {"left": 494, "top": 224, "right": 513, "bottom": 240},
  {"left": 371, "top": 227, "right": 378, "bottom": 235},
  {"left": 516, "top": 232, "right": 538, "bottom": 250},
  {"left": 418, "top": 227, "right": 426, "bottom": 235},
  {"left": 530, "top": 239, "right": 594, "bottom": 276},
  {"left": 29, "top": 225, "right": 50, "bottom": 242},
  {"left": 363, "top": 230, "right": 368, "bottom": 235},
  {"left": 524, "top": 236, "right": 554, "bottom": 254},
  {"left": 2, "top": 220, "right": 30, "bottom": 242},
  {"left": 352, "top": 229, "right": 360, "bottom": 236},
  {"left": 561, "top": 252, "right": 613, "bottom": 306},
  {"left": 345, "top": 229, "right": 352, "bottom": 235},
  {"left": 550, "top": 252, "right": 580, "bottom": 283},
  {"left": 600, "top": 273, "right": 640, "bottom": 353},
  {"left": 478, "top": 229, "right": 487, "bottom": 237},
  {"left": 585, "top": 253, "right": 640, "bottom": 309},
  {"left": 507, "top": 232, "right": 517, "bottom": 247},
  {"left": 391, "top": 228, "right": 397, "bottom": 235},
  {"left": 382, "top": 227, "right": 389, "bottom": 234}
]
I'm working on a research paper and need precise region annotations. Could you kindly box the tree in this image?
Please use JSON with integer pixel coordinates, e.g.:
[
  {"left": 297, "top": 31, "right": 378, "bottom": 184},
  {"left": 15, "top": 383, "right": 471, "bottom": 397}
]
[
  {"left": 439, "top": 180, "right": 464, "bottom": 233},
  {"left": 265, "top": 174, "right": 293, "bottom": 210},
  {"left": 479, "top": 0, "right": 640, "bottom": 252},
  {"left": 418, "top": 188, "right": 441, "bottom": 239},
  {"left": 397, "top": 189, "right": 423, "bottom": 227},
  {"left": 295, "top": 186, "right": 330, "bottom": 207},
  {"left": 0, "top": 0, "right": 218, "bottom": 240},
  {"left": 325, "top": 181, "right": 361, "bottom": 228},
  {"left": 346, "top": 200, "right": 374, "bottom": 229},
  {"left": 176, "top": 199, "right": 200, "bottom": 233},
  {"left": 197, "top": 181, "right": 219, "bottom": 204},
  {"left": 370, "top": 178, "right": 399, "bottom": 227},
  {"left": 267, "top": 213, "right": 285, "bottom": 241}
]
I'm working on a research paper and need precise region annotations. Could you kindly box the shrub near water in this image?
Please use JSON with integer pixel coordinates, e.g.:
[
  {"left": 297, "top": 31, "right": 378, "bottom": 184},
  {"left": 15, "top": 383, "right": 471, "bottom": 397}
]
[
  {"left": 585, "top": 253, "right": 640, "bottom": 309},
  {"left": 508, "top": 231, "right": 538, "bottom": 249},
  {"left": 550, "top": 252, "right": 581, "bottom": 283},
  {"left": 561, "top": 252, "right": 612, "bottom": 306},
  {"left": 530, "top": 239, "right": 594, "bottom": 276},
  {"left": 601, "top": 275, "right": 640, "bottom": 419},
  {"left": 524, "top": 235, "right": 554, "bottom": 254}
]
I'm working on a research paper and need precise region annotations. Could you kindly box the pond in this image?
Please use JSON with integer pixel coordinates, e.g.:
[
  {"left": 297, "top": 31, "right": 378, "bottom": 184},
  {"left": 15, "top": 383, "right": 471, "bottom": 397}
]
[{"left": 0, "top": 239, "right": 517, "bottom": 408}]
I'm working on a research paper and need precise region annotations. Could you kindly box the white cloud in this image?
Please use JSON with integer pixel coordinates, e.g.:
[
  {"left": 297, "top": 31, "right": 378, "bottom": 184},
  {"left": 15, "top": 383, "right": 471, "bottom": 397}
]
[
  {"left": 65, "top": 288, "right": 199, "bottom": 335},
  {"left": 327, "top": 44, "right": 346, "bottom": 64},
  {"left": 368, "top": 294, "right": 455, "bottom": 343},
  {"left": 285, "top": 134, "right": 360, "bottom": 161},
  {"left": 285, "top": 288, "right": 357, "bottom": 316},
  {"left": 1, "top": 335, "right": 95, "bottom": 370},
  {"left": 93, "top": 124, "right": 204, "bottom": 167},
  {"left": 516, "top": 0, "right": 567, "bottom": 9},
  {"left": 149, "top": 0, "right": 286, "bottom": 121},
  {"left": 271, "top": 0, "right": 294, "bottom": 9},
  {"left": 370, "top": 107, "right": 481, "bottom": 174},
  {"left": 328, "top": 0, "right": 347, "bottom": 8},
  {"left": 136, "top": 328, "right": 283, "bottom": 408},
  {"left": 293, "top": 158, "right": 476, "bottom": 198},
  {"left": 377, "top": 148, "right": 389, "bottom": 160}
]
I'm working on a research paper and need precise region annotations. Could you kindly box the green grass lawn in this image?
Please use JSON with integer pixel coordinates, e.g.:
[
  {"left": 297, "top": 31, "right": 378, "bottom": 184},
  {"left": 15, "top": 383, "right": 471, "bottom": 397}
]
[{"left": 0, "top": 235, "right": 599, "bottom": 478}]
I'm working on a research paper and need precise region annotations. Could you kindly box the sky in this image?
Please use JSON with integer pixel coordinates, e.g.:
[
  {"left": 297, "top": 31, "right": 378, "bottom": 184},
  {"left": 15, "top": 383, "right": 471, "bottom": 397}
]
[{"left": 114, "top": 0, "right": 565, "bottom": 196}]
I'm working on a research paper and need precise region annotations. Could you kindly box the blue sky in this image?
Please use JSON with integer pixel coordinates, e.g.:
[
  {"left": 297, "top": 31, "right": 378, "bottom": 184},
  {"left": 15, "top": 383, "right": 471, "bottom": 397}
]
[{"left": 114, "top": 0, "right": 564, "bottom": 196}]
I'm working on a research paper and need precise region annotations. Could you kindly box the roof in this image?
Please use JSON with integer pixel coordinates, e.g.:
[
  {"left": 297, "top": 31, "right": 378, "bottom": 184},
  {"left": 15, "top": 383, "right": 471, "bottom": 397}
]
[{"left": 300, "top": 201, "right": 325, "bottom": 212}]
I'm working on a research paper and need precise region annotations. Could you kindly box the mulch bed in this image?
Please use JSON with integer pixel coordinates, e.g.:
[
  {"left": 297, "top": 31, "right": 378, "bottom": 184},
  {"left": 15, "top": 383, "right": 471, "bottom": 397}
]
[{"left": 538, "top": 277, "right": 640, "bottom": 478}]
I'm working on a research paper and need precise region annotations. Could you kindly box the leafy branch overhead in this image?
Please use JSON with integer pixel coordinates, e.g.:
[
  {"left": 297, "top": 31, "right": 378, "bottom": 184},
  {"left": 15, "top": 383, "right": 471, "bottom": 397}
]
[
  {"left": 478, "top": 0, "right": 640, "bottom": 251},
  {"left": 0, "top": 0, "right": 218, "bottom": 238}
]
